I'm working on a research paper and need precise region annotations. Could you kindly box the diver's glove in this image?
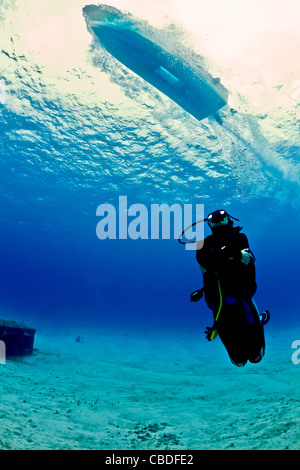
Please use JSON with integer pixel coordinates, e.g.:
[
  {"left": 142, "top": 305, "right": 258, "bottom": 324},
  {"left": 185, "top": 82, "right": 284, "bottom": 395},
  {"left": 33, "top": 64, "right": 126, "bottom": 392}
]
[
  {"left": 190, "top": 288, "right": 204, "bottom": 302},
  {"left": 205, "top": 326, "right": 218, "bottom": 341},
  {"left": 240, "top": 248, "right": 254, "bottom": 265}
]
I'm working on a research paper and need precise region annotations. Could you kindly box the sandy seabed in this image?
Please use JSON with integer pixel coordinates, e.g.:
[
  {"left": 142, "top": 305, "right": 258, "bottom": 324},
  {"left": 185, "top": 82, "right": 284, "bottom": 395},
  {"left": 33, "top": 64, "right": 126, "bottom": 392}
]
[{"left": 0, "top": 322, "right": 299, "bottom": 450}]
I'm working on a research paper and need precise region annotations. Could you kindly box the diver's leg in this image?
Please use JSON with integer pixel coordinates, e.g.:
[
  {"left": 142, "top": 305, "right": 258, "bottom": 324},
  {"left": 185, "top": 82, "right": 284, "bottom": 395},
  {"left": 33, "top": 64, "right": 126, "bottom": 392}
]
[
  {"left": 248, "top": 324, "right": 265, "bottom": 363},
  {"left": 217, "top": 302, "right": 248, "bottom": 367},
  {"left": 246, "top": 299, "right": 266, "bottom": 363},
  {"left": 224, "top": 338, "right": 248, "bottom": 367},
  {"left": 249, "top": 345, "right": 265, "bottom": 363}
]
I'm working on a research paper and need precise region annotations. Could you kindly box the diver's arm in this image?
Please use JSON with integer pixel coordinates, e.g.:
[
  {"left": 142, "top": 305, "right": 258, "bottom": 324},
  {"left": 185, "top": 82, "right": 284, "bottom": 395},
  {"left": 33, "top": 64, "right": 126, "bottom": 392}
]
[
  {"left": 228, "top": 233, "right": 255, "bottom": 265},
  {"left": 196, "top": 236, "right": 215, "bottom": 272}
]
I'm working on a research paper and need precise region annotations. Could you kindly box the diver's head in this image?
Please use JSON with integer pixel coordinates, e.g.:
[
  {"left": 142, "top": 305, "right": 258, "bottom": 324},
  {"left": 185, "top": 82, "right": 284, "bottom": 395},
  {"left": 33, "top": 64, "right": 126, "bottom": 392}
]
[{"left": 207, "top": 209, "right": 234, "bottom": 233}]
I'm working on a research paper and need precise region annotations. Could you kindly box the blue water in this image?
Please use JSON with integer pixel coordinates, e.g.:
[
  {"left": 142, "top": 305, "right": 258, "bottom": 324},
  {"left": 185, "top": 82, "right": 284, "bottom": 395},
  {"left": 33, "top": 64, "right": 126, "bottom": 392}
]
[{"left": 0, "top": 0, "right": 299, "bottom": 337}]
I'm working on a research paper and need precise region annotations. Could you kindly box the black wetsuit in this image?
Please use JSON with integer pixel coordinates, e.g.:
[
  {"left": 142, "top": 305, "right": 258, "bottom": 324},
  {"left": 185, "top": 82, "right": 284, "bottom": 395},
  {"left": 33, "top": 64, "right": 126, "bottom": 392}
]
[{"left": 196, "top": 225, "right": 265, "bottom": 366}]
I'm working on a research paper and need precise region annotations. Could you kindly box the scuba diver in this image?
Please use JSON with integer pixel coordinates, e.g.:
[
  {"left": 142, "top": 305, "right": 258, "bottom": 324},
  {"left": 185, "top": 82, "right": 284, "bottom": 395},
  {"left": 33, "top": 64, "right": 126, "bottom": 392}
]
[{"left": 189, "top": 209, "right": 270, "bottom": 367}]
